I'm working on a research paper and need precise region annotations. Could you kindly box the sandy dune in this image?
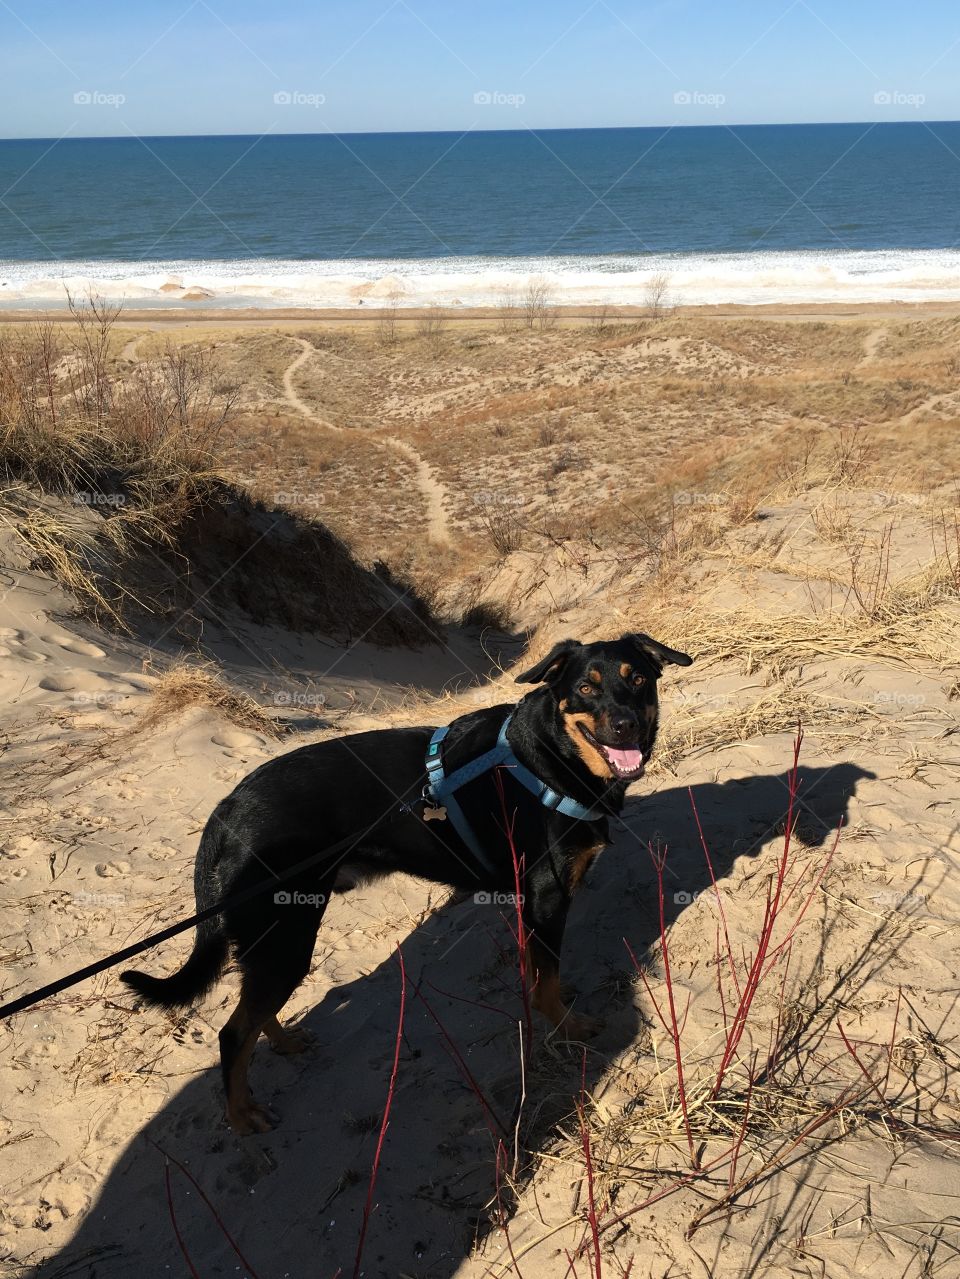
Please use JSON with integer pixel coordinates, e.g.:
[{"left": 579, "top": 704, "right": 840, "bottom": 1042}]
[{"left": 1, "top": 309, "right": 958, "bottom": 1278}]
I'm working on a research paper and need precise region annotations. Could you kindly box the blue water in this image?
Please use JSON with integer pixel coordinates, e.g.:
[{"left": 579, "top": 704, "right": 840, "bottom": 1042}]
[{"left": 2, "top": 123, "right": 960, "bottom": 262}]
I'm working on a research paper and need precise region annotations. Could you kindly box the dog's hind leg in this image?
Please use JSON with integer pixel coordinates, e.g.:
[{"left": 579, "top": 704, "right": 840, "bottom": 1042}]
[
  {"left": 220, "top": 894, "right": 326, "bottom": 1134},
  {"left": 220, "top": 993, "right": 276, "bottom": 1135}
]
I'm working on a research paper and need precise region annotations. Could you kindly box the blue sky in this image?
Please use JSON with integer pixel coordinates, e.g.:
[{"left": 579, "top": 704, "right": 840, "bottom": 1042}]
[{"left": 1, "top": 0, "right": 959, "bottom": 138}]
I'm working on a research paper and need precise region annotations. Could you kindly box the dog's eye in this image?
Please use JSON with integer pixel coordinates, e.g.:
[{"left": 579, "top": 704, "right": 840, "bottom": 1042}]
[
  {"left": 632, "top": 674, "right": 645, "bottom": 687},
  {"left": 578, "top": 683, "right": 595, "bottom": 696}
]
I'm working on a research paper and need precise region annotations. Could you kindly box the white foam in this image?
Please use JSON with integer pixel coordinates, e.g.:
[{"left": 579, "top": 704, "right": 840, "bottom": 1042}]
[{"left": 2, "top": 249, "right": 960, "bottom": 309}]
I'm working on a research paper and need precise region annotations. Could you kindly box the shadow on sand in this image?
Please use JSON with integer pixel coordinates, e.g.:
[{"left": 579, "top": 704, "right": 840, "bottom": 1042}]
[{"left": 30, "top": 761, "right": 873, "bottom": 1279}]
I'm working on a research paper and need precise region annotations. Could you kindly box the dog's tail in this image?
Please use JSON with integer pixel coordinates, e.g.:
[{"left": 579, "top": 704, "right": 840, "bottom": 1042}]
[{"left": 121, "top": 919, "right": 227, "bottom": 1009}]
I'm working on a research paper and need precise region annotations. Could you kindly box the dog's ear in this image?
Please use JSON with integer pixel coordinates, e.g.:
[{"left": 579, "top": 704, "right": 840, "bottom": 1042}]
[
  {"left": 626, "top": 632, "right": 693, "bottom": 672},
  {"left": 514, "top": 639, "right": 582, "bottom": 685}
]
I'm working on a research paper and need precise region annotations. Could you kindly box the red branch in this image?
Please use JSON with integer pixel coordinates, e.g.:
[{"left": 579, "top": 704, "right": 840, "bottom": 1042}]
[
  {"left": 353, "top": 943, "right": 407, "bottom": 1279},
  {"left": 163, "top": 1156, "right": 201, "bottom": 1279}
]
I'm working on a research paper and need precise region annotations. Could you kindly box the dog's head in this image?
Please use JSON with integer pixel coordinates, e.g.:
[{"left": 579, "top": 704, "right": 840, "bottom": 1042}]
[{"left": 514, "top": 633, "right": 693, "bottom": 782}]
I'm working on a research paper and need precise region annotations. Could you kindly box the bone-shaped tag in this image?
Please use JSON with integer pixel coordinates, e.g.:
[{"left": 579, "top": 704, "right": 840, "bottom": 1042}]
[{"left": 423, "top": 805, "right": 447, "bottom": 822}]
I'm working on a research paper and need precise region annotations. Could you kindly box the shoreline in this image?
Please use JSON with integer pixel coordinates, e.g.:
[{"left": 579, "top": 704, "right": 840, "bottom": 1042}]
[{"left": 0, "top": 298, "right": 958, "bottom": 325}]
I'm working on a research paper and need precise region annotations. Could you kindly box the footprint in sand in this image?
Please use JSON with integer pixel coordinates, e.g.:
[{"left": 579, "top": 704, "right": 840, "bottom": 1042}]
[
  {"left": 39, "top": 673, "right": 80, "bottom": 691},
  {"left": 213, "top": 765, "right": 247, "bottom": 783},
  {"left": 41, "top": 671, "right": 139, "bottom": 700},
  {"left": 39, "top": 632, "right": 106, "bottom": 658},
  {"left": 39, "top": 1176, "right": 93, "bottom": 1222},
  {"left": 211, "top": 728, "right": 267, "bottom": 759},
  {"left": 145, "top": 838, "right": 179, "bottom": 861},
  {"left": 71, "top": 805, "right": 111, "bottom": 831},
  {"left": 115, "top": 670, "right": 158, "bottom": 690},
  {"left": 94, "top": 860, "right": 131, "bottom": 877},
  {"left": 15, "top": 648, "right": 48, "bottom": 664}
]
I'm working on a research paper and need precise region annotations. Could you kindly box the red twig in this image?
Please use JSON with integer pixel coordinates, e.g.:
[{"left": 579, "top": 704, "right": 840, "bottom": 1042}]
[
  {"left": 420, "top": 975, "right": 517, "bottom": 1022},
  {"left": 728, "top": 1052, "right": 757, "bottom": 1191},
  {"left": 163, "top": 1156, "right": 201, "bottom": 1279},
  {"left": 353, "top": 943, "right": 407, "bottom": 1279},
  {"left": 494, "top": 1139, "right": 524, "bottom": 1278},
  {"left": 647, "top": 842, "right": 698, "bottom": 1167},
  {"left": 688, "top": 786, "right": 741, "bottom": 999},
  {"left": 151, "top": 1140, "right": 260, "bottom": 1278},
  {"left": 578, "top": 1050, "right": 603, "bottom": 1279},
  {"left": 709, "top": 725, "right": 805, "bottom": 1100},
  {"left": 414, "top": 979, "right": 509, "bottom": 1137},
  {"left": 882, "top": 987, "right": 903, "bottom": 1096},
  {"left": 494, "top": 768, "right": 534, "bottom": 1062}
]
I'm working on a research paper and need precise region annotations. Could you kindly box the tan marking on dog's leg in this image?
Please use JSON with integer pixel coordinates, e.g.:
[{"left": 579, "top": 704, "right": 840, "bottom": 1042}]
[
  {"left": 527, "top": 940, "right": 602, "bottom": 1040},
  {"left": 221, "top": 997, "right": 275, "bottom": 1134},
  {"left": 568, "top": 843, "right": 604, "bottom": 894}
]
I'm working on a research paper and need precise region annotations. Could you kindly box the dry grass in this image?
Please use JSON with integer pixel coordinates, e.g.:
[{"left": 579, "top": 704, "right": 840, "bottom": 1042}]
[
  {"left": 134, "top": 662, "right": 283, "bottom": 737},
  {"left": 0, "top": 300, "right": 440, "bottom": 646}
]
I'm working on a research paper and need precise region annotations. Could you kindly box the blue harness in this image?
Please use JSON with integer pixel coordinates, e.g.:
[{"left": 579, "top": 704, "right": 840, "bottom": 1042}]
[{"left": 423, "top": 714, "right": 606, "bottom": 875}]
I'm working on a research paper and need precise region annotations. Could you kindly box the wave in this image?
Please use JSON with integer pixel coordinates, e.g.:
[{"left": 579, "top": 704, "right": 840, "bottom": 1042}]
[{"left": 3, "top": 249, "right": 960, "bottom": 308}]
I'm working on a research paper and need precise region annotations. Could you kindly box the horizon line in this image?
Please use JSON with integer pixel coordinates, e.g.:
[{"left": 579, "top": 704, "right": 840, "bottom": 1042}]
[{"left": 3, "top": 118, "right": 960, "bottom": 144}]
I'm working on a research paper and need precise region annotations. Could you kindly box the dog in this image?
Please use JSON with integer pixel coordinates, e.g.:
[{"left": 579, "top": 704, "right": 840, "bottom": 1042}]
[{"left": 122, "top": 632, "right": 692, "bottom": 1134}]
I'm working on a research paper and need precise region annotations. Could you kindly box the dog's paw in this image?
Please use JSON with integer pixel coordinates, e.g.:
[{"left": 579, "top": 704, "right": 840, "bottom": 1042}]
[
  {"left": 227, "top": 1101, "right": 276, "bottom": 1136},
  {"left": 269, "top": 1026, "right": 311, "bottom": 1056},
  {"left": 553, "top": 1011, "right": 604, "bottom": 1042}
]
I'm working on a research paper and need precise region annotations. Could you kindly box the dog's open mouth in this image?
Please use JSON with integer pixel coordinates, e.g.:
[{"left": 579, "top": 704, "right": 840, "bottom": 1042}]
[{"left": 579, "top": 724, "right": 645, "bottom": 780}]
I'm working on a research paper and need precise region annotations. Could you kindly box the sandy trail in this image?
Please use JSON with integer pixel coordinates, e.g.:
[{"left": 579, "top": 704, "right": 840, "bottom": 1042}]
[
  {"left": 282, "top": 337, "right": 451, "bottom": 543},
  {"left": 858, "top": 324, "right": 886, "bottom": 365},
  {"left": 383, "top": 435, "right": 450, "bottom": 544},
  {"left": 281, "top": 337, "right": 341, "bottom": 429},
  {"left": 900, "top": 389, "right": 958, "bottom": 424}
]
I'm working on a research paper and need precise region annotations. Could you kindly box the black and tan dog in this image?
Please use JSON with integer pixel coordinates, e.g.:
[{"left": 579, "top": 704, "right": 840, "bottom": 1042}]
[{"left": 123, "top": 632, "right": 692, "bottom": 1133}]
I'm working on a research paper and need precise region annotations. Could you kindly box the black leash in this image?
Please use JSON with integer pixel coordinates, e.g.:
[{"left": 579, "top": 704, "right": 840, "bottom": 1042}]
[{"left": 0, "top": 826, "right": 371, "bottom": 1022}]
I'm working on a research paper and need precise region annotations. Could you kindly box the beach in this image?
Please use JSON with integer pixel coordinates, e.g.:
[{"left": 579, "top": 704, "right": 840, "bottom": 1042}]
[{"left": 1, "top": 298, "right": 958, "bottom": 1276}]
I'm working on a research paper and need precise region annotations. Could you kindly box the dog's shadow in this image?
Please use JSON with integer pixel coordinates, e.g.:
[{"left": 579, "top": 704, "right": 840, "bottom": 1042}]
[{"left": 31, "top": 762, "right": 872, "bottom": 1278}]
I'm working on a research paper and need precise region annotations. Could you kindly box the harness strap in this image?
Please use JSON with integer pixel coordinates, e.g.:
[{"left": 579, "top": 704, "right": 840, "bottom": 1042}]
[{"left": 424, "top": 715, "right": 605, "bottom": 872}]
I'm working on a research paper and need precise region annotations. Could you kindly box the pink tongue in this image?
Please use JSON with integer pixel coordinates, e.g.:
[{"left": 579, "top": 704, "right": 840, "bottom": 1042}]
[{"left": 603, "top": 745, "right": 643, "bottom": 772}]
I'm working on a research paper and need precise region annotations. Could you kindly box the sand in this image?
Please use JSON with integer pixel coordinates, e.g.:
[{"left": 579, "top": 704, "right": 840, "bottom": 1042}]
[{"left": 1, "top": 308, "right": 958, "bottom": 1278}]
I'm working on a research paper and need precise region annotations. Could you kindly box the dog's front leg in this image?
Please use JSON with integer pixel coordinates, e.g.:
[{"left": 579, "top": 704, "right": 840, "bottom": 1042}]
[{"left": 522, "top": 878, "right": 602, "bottom": 1041}]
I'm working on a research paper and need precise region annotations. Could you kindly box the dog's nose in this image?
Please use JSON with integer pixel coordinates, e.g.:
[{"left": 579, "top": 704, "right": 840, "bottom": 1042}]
[{"left": 610, "top": 715, "right": 637, "bottom": 740}]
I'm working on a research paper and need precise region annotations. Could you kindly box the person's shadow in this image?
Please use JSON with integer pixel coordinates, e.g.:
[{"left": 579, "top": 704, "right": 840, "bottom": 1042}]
[{"left": 27, "top": 762, "right": 873, "bottom": 1279}]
